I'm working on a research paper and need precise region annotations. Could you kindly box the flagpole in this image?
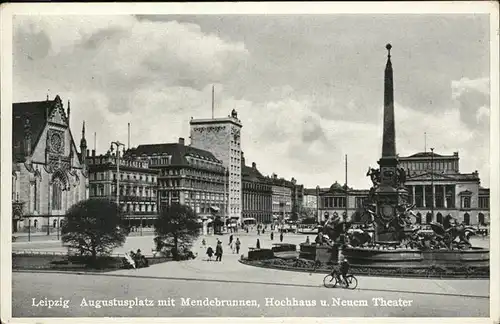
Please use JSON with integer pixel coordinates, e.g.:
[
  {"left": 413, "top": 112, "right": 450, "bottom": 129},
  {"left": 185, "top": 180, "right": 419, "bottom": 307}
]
[{"left": 212, "top": 85, "right": 215, "bottom": 119}]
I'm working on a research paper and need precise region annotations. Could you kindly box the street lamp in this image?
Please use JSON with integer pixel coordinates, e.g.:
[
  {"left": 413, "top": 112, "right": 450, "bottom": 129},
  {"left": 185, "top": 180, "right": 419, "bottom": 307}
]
[
  {"left": 110, "top": 141, "right": 125, "bottom": 215},
  {"left": 430, "top": 148, "right": 434, "bottom": 220}
]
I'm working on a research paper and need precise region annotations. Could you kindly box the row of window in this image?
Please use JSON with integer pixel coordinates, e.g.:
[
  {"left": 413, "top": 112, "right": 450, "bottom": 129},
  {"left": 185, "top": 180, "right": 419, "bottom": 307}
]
[
  {"left": 400, "top": 160, "right": 458, "bottom": 172},
  {"left": 90, "top": 172, "right": 156, "bottom": 183},
  {"left": 186, "top": 157, "right": 223, "bottom": 171},
  {"left": 121, "top": 203, "right": 157, "bottom": 213}
]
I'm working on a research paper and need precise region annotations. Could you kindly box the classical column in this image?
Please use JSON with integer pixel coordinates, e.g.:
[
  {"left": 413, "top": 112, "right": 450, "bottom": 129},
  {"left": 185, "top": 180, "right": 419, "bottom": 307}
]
[
  {"left": 443, "top": 185, "right": 447, "bottom": 208},
  {"left": 422, "top": 185, "right": 426, "bottom": 207},
  {"left": 412, "top": 186, "right": 416, "bottom": 205},
  {"left": 432, "top": 185, "right": 436, "bottom": 208}
]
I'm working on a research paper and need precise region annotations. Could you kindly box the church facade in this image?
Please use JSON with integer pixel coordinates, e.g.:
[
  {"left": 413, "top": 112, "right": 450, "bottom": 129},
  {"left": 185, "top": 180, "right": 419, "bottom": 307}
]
[{"left": 12, "top": 95, "right": 89, "bottom": 233}]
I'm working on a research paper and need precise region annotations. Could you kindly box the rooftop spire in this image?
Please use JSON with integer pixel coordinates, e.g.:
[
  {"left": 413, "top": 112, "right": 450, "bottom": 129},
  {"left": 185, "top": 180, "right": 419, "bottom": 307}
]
[
  {"left": 381, "top": 43, "right": 396, "bottom": 158},
  {"left": 80, "top": 121, "right": 87, "bottom": 148}
]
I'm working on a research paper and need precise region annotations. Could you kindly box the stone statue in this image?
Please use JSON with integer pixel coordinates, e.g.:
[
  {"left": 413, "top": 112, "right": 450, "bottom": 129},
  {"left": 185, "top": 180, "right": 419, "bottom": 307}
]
[
  {"left": 366, "top": 167, "right": 381, "bottom": 187},
  {"left": 396, "top": 167, "right": 406, "bottom": 187}
]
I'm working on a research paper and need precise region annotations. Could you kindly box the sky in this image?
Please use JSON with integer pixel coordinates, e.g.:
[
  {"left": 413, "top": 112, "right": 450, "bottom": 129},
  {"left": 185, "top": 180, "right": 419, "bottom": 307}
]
[{"left": 13, "top": 13, "right": 491, "bottom": 189}]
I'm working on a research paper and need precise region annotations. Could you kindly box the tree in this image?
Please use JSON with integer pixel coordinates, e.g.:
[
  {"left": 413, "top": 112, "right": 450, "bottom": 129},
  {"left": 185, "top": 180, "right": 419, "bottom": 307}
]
[
  {"left": 154, "top": 204, "right": 201, "bottom": 260},
  {"left": 61, "top": 199, "right": 127, "bottom": 261}
]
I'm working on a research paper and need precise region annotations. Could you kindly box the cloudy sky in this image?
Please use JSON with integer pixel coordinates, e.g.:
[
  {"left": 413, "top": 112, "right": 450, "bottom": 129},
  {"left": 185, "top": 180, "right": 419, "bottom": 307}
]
[{"left": 13, "top": 13, "right": 491, "bottom": 189}]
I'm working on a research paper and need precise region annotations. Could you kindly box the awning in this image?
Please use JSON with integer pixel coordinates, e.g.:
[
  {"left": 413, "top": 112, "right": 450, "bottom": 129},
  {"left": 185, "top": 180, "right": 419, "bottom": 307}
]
[
  {"left": 242, "top": 217, "right": 256, "bottom": 222},
  {"left": 210, "top": 206, "right": 220, "bottom": 212}
]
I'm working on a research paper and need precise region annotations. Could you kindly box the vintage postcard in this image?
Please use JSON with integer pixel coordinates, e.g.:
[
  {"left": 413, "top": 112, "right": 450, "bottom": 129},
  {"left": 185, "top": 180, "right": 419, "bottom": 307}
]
[{"left": 1, "top": 2, "right": 499, "bottom": 324}]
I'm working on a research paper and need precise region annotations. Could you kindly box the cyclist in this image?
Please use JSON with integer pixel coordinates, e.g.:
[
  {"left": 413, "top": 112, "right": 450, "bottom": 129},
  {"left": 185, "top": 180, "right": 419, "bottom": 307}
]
[{"left": 331, "top": 256, "right": 350, "bottom": 287}]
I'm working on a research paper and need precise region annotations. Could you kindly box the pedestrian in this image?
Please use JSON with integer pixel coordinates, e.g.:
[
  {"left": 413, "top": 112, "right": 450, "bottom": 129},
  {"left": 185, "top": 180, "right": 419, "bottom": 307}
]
[
  {"left": 305, "top": 236, "right": 310, "bottom": 244},
  {"left": 206, "top": 246, "right": 214, "bottom": 261},
  {"left": 215, "top": 241, "right": 223, "bottom": 261},
  {"left": 202, "top": 238, "right": 206, "bottom": 246},
  {"left": 262, "top": 228, "right": 265, "bottom": 234},
  {"left": 229, "top": 234, "right": 234, "bottom": 245},
  {"left": 257, "top": 229, "right": 260, "bottom": 235},
  {"left": 256, "top": 239, "right": 261, "bottom": 249},
  {"left": 280, "top": 232, "right": 284, "bottom": 242},
  {"left": 235, "top": 238, "right": 241, "bottom": 254},
  {"left": 270, "top": 232, "right": 274, "bottom": 241}
]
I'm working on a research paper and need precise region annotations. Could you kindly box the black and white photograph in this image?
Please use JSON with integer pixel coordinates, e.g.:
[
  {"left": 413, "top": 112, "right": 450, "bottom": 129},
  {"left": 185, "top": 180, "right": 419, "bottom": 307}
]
[{"left": 1, "top": 2, "right": 499, "bottom": 322}]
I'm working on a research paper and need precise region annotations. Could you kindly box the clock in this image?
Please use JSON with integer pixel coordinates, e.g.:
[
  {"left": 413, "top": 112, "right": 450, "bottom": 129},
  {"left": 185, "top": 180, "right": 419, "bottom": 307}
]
[
  {"left": 232, "top": 128, "right": 240, "bottom": 140},
  {"left": 50, "top": 132, "right": 63, "bottom": 153}
]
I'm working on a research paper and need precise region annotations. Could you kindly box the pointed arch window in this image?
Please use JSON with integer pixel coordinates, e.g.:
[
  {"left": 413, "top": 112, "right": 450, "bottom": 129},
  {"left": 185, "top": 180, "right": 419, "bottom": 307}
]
[{"left": 52, "top": 181, "right": 62, "bottom": 210}]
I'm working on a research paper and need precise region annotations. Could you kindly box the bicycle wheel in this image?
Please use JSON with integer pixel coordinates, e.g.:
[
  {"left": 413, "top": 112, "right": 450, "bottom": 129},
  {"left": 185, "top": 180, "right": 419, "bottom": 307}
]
[
  {"left": 345, "top": 275, "right": 358, "bottom": 289},
  {"left": 323, "top": 274, "right": 336, "bottom": 288}
]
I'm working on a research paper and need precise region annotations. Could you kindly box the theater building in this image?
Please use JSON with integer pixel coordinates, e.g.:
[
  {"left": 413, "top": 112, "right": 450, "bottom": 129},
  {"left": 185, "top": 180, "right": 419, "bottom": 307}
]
[
  {"left": 399, "top": 151, "right": 490, "bottom": 225},
  {"left": 86, "top": 151, "right": 159, "bottom": 228},
  {"left": 127, "top": 138, "right": 228, "bottom": 221},
  {"left": 310, "top": 151, "right": 490, "bottom": 226},
  {"left": 12, "top": 95, "right": 88, "bottom": 233},
  {"left": 241, "top": 154, "right": 273, "bottom": 223}
]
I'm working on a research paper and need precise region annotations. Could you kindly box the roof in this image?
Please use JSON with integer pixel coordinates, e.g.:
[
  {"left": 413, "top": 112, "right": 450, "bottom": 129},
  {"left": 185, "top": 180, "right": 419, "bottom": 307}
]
[
  {"left": 407, "top": 152, "right": 442, "bottom": 158},
  {"left": 128, "top": 143, "right": 221, "bottom": 165},
  {"left": 242, "top": 164, "right": 267, "bottom": 182},
  {"left": 13, "top": 96, "right": 71, "bottom": 163}
]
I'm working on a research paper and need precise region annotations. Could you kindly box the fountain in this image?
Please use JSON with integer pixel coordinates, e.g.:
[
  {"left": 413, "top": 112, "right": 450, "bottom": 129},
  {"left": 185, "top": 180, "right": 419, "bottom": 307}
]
[
  {"left": 339, "top": 44, "right": 489, "bottom": 271},
  {"left": 240, "top": 44, "right": 489, "bottom": 277}
]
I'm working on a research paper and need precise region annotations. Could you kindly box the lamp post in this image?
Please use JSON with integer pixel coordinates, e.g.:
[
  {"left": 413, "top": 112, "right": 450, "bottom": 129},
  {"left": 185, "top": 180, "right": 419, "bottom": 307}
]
[
  {"left": 110, "top": 141, "right": 125, "bottom": 217},
  {"left": 430, "top": 148, "right": 434, "bottom": 220},
  {"left": 316, "top": 185, "right": 320, "bottom": 224}
]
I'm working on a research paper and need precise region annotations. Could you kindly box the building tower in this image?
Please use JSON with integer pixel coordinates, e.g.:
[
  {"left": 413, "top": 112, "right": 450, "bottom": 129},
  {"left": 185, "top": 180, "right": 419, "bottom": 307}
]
[
  {"left": 80, "top": 121, "right": 87, "bottom": 168},
  {"left": 190, "top": 109, "right": 243, "bottom": 223}
]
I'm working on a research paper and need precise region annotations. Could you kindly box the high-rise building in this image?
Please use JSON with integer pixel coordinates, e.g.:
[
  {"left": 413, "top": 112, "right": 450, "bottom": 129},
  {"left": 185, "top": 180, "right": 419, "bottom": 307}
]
[{"left": 190, "top": 109, "right": 242, "bottom": 223}]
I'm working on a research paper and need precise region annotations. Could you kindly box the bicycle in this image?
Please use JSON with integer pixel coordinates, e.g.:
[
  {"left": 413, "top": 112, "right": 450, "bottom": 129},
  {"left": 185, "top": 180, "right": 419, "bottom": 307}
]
[{"left": 323, "top": 271, "right": 358, "bottom": 289}]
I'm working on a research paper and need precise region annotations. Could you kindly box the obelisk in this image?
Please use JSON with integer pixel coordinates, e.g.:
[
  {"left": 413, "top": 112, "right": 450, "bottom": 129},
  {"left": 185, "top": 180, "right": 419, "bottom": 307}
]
[
  {"left": 373, "top": 44, "right": 408, "bottom": 242},
  {"left": 381, "top": 43, "right": 396, "bottom": 159}
]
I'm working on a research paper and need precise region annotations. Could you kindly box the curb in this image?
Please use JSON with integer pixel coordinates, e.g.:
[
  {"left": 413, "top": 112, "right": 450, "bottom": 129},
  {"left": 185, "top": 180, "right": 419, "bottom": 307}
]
[{"left": 238, "top": 259, "right": 490, "bottom": 280}]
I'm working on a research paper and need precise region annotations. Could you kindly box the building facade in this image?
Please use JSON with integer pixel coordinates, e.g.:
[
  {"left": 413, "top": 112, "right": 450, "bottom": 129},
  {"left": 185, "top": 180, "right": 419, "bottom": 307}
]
[
  {"left": 190, "top": 109, "right": 242, "bottom": 223},
  {"left": 241, "top": 154, "right": 273, "bottom": 223},
  {"left": 302, "top": 188, "right": 319, "bottom": 219},
  {"left": 268, "top": 174, "right": 293, "bottom": 220},
  {"left": 127, "top": 138, "right": 228, "bottom": 220},
  {"left": 12, "top": 95, "right": 88, "bottom": 233},
  {"left": 399, "top": 151, "right": 490, "bottom": 225},
  {"left": 87, "top": 151, "right": 159, "bottom": 228},
  {"left": 316, "top": 182, "right": 370, "bottom": 223},
  {"left": 310, "top": 151, "right": 490, "bottom": 226}
]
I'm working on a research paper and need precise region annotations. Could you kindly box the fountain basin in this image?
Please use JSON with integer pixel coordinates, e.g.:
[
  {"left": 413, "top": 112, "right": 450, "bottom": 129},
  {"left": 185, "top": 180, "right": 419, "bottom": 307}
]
[{"left": 343, "top": 246, "right": 489, "bottom": 268}]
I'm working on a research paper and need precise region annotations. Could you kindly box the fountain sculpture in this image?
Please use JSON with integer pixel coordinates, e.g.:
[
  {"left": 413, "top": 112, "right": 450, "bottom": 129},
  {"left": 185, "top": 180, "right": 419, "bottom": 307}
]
[{"left": 324, "top": 44, "right": 489, "bottom": 270}]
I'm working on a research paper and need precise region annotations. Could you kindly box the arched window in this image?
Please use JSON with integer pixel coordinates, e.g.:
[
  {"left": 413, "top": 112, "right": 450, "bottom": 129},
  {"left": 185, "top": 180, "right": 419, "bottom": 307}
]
[
  {"left": 436, "top": 213, "right": 443, "bottom": 224},
  {"left": 478, "top": 213, "right": 485, "bottom": 226},
  {"left": 52, "top": 181, "right": 62, "bottom": 210},
  {"left": 60, "top": 219, "right": 64, "bottom": 228},
  {"left": 33, "top": 219, "right": 38, "bottom": 228},
  {"left": 426, "top": 212, "right": 433, "bottom": 224},
  {"left": 464, "top": 213, "right": 470, "bottom": 225},
  {"left": 53, "top": 219, "right": 57, "bottom": 228}
]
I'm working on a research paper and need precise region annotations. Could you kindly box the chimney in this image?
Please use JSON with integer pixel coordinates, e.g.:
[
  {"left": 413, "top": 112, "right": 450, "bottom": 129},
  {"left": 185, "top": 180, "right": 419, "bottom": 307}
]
[
  {"left": 252, "top": 162, "right": 256, "bottom": 169},
  {"left": 87, "top": 149, "right": 90, "bottom": 157},
  {"left": 92, "top": 149, "right": 96, "bottom": 157},
  {"left": 179, "top": 137, "right": 185, "bottom": 145}
]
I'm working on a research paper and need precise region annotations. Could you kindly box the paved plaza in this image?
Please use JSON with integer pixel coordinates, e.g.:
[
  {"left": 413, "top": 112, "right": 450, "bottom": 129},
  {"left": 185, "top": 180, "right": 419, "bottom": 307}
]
[{"left": 12, "top": 231, "right": 490, "bottom": 317}]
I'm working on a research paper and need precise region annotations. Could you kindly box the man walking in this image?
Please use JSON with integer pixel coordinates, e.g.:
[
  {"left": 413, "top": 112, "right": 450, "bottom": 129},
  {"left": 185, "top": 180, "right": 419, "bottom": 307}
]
[
  {"left": 215, "top": 241, "right": 223, "bottom": 261},
  {"left": 235, "top": 238, "right": 241, "bottom": 254}
]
